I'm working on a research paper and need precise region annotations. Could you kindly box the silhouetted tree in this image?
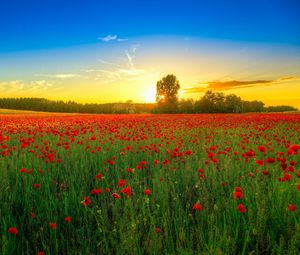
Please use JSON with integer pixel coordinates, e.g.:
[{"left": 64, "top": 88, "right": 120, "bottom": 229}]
[
  {"left": 224, "top": 94, "right": 243, "bottom": 113},
  {"left": 265, "top": 105, "right": 297, "bottom": 112},
  {"left": 195, "top": 91, "right": 226, "bottom": 113},
  {"left": 156, "top": 74, "right": 180, "bottom": 113},
  {"left": 178, "top": 99, "right": 195, "bottom": 113},
  {"left": 242, "top": 100, "right": 265, "bottom": 112}
]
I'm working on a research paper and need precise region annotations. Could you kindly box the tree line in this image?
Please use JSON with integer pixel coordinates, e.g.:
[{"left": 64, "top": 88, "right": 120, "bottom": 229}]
[{"left": 0, "top": 95, "right": 296, "bottom": 114}]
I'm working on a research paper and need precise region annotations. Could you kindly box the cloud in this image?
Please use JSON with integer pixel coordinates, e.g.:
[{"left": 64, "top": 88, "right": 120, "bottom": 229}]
[
  {"left": 185, "top": 76, "right": 300, "bottom": 93},
  {"left": 0, "top": 80, "right": 24, "bottom": 92},
  {"left": 83, "top": 45, "right": 145, "bottom": 83},
  {"left": 35, "top": 73, "right": 78, "bottom": 79},
  {"left": 98, "top": 34, "right": 128, "bottom": 42},
  {"left": 0, "top": 80, "right": 61, "bottom": 95}
]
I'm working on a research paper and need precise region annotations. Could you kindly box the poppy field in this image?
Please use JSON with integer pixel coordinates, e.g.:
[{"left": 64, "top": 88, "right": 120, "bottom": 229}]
[{"left": 0, "top": 113, "right": 299, "bottom": 255}]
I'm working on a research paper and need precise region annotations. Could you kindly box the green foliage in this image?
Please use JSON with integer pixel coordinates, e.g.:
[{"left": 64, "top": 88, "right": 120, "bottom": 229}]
[
  {"left": 156, "top": 74, "right": 180, "bottom": 113},
  {"left": 0, "top": 98, "right": 156, "bottom": 114},
  {"left": 265, "top": 105, "right": 298, "bottom": 112}
]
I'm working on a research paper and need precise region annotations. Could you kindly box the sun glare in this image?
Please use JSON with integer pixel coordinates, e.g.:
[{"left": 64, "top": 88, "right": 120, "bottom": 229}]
[{"left": 144, "top": 86, "right": 156, "bottom": 103}]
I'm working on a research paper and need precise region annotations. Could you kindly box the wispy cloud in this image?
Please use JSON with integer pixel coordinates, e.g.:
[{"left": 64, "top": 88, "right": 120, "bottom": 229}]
[
  {"left": 98, "top": 34, "right": 128, "bottom": 42},
  {"left": 83, "top": 45, "right": 145, "bottom": 83},
  {"left": 185, "top": 76, "right": 300, "bottom": 93},
  {"left": 35, "top": 73, "right": 78, "bottom": 79},
  {"left": 0, "top": 80, "right": 61, "bottom": 95},
  {"left": 0, "top": 80, "right": 24, "bottom": 92}
]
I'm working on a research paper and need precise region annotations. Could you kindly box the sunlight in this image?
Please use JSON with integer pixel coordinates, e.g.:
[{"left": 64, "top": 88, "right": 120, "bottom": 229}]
[{"left": 144, "top": 86, "right": 156, "bottom": 103}]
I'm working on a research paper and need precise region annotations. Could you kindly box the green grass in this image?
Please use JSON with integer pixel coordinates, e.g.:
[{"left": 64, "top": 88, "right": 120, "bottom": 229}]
[{"left": 0, "top": 114, "right": 299, "bottom": 255}]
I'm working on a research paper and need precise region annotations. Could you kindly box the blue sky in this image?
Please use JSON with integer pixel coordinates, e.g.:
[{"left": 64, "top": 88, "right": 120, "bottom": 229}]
[{"left": 1, "top": 0, "right": 299, "bottom": 52}]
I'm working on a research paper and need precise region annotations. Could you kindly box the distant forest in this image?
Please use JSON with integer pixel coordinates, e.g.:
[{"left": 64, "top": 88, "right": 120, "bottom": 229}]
[{"left": 0, "top": 94, "right": 297, "bottom": 114}]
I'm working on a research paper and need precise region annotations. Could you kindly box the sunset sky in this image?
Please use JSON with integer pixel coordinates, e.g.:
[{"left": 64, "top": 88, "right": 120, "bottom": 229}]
[{"left": 0, "top": 0, "right": 300, "bottom": 107}]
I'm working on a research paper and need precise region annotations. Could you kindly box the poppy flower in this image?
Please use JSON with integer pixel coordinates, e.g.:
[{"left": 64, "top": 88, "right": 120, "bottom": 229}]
[
  {"left": 144, "top": 189, "right": 151, "bottom": 195},
  {"left": 155, "top": 227, "right": 161, "bottom": 233},
  {"left": 118, "top": 179, "right": 126, "bottom": 188},
  {"left": 91, "top": 188, "right": 103, "bottom": 195},
  {"left": 65, "top": 217, "right": 71, "bottom": 223},
  {"left": 288, "top": 204, "right": 296, "bottom": 211},
  {"left": 192, "top": 203, "right": 203, "bottom": 211},
  {"left": 8, "top": 227, "right": 18, "bottom": 235},
  {"left": 235, "top": 187, "right": 242, "bottom": 192},
  {"left": 237, "top": 203, "right": 246, "bottom": 213},
  {"left": 112, "top": 193, "right": 121, "bottom": 199},
  {"left": 81, "top": 196, "right": 91, "bottom": 206},
  {"left": 234, "top": 191, "right": 243, "bottom": 199},
  {"left": 49, "top": 223, "right": 57, "bottom": 230},
  {"left": 120, "top": 186, "right": 132, "bottom": 196},
  {"left": 95, "top": 173, "right": 102, "bottom": 179}
]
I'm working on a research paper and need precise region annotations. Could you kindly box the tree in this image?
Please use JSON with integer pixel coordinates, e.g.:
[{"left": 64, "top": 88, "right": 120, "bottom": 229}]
[
  {"left": 156, "top": 74, "right": 180, "bottom": 113},
  {"left": 195, "top": 91, "right": 226, "bottom": 113},
  {"left": 242, "top": 100, "right": 265, "bottom": 112},
  {"left": 224, "top": 94, "right": 243, "bottom": 113}
]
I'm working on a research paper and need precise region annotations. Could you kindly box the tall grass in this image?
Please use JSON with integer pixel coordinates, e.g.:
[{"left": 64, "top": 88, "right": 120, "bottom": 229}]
[{"left": 0, "top": 114, "right": 299, "bottom": 254}]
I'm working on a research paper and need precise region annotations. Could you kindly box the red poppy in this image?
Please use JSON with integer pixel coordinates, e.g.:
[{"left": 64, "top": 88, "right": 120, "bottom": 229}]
[
  {"left": 8, "top": 227, "right": 18, "bottom": 235},
  {"left": 144, "top": 189, "right": 151, "bottom": 195},
  {"left": 95, "top": 173, "right": 103, "bottom": 179},
  {"left": 120, "top": 186, "right": 132, "bottom": 196},
  {"left": 237, "top": 203, "right": 246, "bottom": 213},
  {"left": 112, "top": 193, "right": 121, "bottom": 199},
  {"left": 192, "top": 203, "right": 203, "bottom": 211},
  {"left": 256, "top": 159, "right": 264, "bottom": 166},
  {"left": 32, "top": 183, "right": 41, "bottom": 190},
  {"left": 235, "top": 187, "right": 242, "bottom": 192},
  {"left": 118, "top": 179, "right": 126, "bottom": 188},
  {"left": 155, "top": 227, "right": 161, "bottom": 233},
  {"left": 49, "top": 222, "right": 57, "bottom": 230},
  {"left": 91, "top": 188, "right": 103, "bottom": 195},
  {"left": 288, "top": 204, "right": 296, "bottom": 211},
  {"left": 81, "top": 196, "right": 91, "bottom": 206},
  {"left": 65, "top": 217, "right": 71, "bottom": 223},
  {"left": 234, "top": 191, "right": 243, "bottom": 199}
]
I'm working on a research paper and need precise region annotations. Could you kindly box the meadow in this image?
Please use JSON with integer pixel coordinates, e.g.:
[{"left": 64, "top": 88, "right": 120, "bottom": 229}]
[{"left": 0, "top": 113, "right": 299, "bottom": 255}]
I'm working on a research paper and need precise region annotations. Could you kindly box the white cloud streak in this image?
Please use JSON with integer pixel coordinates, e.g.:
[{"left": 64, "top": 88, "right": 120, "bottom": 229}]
[{"left": 98, "top": 34, "right": 128, "bottom": 42}]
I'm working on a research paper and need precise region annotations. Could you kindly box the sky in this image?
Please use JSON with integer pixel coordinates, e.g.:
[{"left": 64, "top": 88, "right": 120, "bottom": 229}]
[{"left": 0, "top": 0, "right": 300, "bottom": 107}]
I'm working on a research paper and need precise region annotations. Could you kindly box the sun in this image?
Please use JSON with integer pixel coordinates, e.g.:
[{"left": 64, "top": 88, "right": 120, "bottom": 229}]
[{"left": 144, "top": 86, "right": 156, "bottom": 103}]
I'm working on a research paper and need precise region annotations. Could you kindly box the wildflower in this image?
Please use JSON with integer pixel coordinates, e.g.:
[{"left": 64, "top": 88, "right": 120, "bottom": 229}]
[
  {"left": 65, "top": 217, "right": 71, "bottom": 223},
  {"left": 81, "top": 196, "right": 91, "bottom": 206},
  {"left": 234, "top": 191, "right": 243, "bottom": 199},
  {"left": 144, "top": 189, "right": 151, "bottom": 195},
  {"left": 118, "top": 179, "right": 126, "bottom": 188},
  {"left": 33, "top": 183, "right": 41, "bottom": 190},
  {"left": 91, "top": 188, "right": 103, "bottom": 195},
  {"left": 95, "top": 173, "right": 103, "bottom": 179},
  {"left": 192, "top": 203, "right": 203, "bottom": 211},
  {"left": 120, "top": 186, "right": 132, "bottom": 196},
  {"left": 288, "top": 204, "right": 296, "bottom": 211},
  {"left": 237, "top": 203, "right": 246, "bottom": 213},
  {"left": 8, "top": 227, "right": 18, "bottom": 235},
  {"left": 112, "top": 193, "right": 121, "bottom": 199},
  {"left": 49, "top": 222, "right": 57, "bottom": 230}
]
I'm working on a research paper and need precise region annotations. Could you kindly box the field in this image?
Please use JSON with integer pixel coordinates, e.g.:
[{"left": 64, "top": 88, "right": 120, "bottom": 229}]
[{"left": 0, "top": 113, "right": 299, "bottom": 255}]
